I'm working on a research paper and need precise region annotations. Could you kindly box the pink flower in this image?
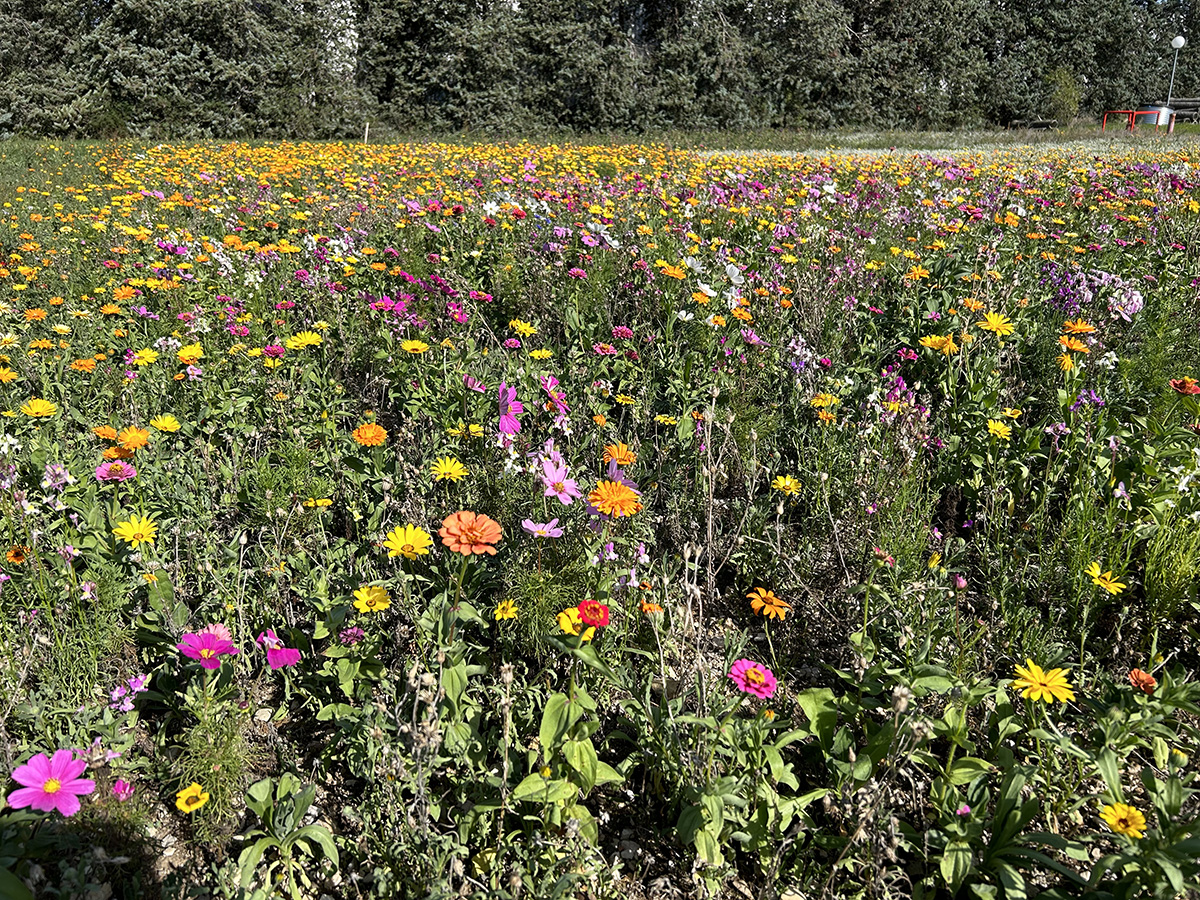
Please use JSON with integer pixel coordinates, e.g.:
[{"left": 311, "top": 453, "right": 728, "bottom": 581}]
[
  {"left": 177, "top": 630, "right": 238, "bottom": 669},
  {"left": 7, "top": 750, "right": 95, "bottom": 816},
  {"left": 199, "top": 622, "right": 233, "bottom": 641},
  {"left": 112, "top": 779, "right": 134, "bottom": 802},
  {"left": 521, "top": 518, "right": 563, "bottom": 538},
  {"left": 592, "top": 343, "right": 618, "bottom": 356},
  {"left": 568, "top": 267, "right": 587, "bottom": 279},
  {"left": 95, "top": 461, "right": 137, "bottom": 482},
  {"left": 257, "top": 629, "right": 302, "bottom": 670},
  {"left": 464, "top": 375, "right": 487, "bottom": 393},
  {"left": 542, "top": 459, "right": 582, "bottom": 505},
  {"left": 728, "top": 659, "right": 778, "bottom": 699},
  {"left": 498, "top": 381, "right": 524, "bottom": 435}
]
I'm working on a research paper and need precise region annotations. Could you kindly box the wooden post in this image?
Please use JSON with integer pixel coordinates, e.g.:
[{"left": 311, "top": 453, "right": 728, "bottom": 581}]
[{"left": 364, "top": 122, "right": 370, "bottom": 144}]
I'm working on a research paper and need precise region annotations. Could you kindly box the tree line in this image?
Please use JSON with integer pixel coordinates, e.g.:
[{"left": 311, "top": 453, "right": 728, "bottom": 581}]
[{"left": 0, "top": 0, "right": 1196, "bottom": 138}]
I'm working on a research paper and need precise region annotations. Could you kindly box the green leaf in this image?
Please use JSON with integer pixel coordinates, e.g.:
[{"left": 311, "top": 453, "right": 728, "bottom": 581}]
[
  {"left": 286, "top": 824, "right": 340, "bottom": 868},
  {"left": 0, "top": 867, "right": 32, "bottom": 900},
  {"left": 238, "top": 838, "right": 277, "bottom": 888},
  {"left": 796, "top": 688, "right": 837, "bottom": 750},
  {"left": 1095, "top": 747, "right": 1123, "bottom": 801},
  {"left": 512, "top": 773, "right": 577, "bottom": 805},
  {"left": 593, "top": 761, "right": 624, "bottom": 787},
  {"left": 947, "top": 757, "right": 994, "bottom": 786},
  {"left": 694, "top": 828, "right": 725, "bottom": 867},
  {"left": 940, "top": 840, "right": 973, "bottom": 892},
  {"left": 563, "top": 738, "right": 598, "bottom": 793},
  {"left": 539, "top": 693, "right": 571, "bottom": 758}
]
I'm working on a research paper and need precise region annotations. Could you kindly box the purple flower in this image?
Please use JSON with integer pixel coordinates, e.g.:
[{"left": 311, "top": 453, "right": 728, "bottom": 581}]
[
  {"left": 177, "top": 631, "right": 238, "bottom": 670},
  {"left": 522, "top": 518, "right": 563, "bottom": 538},
  {"left": 498, "top": 382, "right": 524, "bottom": 435},
  {"left": 112, "top": 780, "right": 134, "bottom": 802},
  {"left": 956, "top": 804, "right": 971, "bottom": 816},
  {"left": 95, "top": 461, "right": 137, "bottom": 482},
  {"left": 257, "top": 629, "right": 301, "bottom": 670},
  {"left": 542, "top": 459, "right": 582, "bottom": 505},
  {"left": 339, "top": 626, "right": 365, "bottom": 646},
  {"left": 128, "top": 674, "right": 150, "bottom": 694},
  {"left": 568, "top": 267, "right": 587, "bottom": 279}
]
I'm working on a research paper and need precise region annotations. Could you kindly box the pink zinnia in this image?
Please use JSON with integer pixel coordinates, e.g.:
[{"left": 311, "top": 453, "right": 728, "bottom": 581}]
[
  {"left": 95, "top": 461, "right": 136, "bottom": 482},
  {"left": 257, "top": 629, "right": 301, "bottom": 670},
  {"left": 498, "top": 381, "right": 524, "bottom": 435},
  {"left": 728, "top": 659, "right": 778, "bottom": 699},
  {"left": 7, "top": 750, "right": 96, "bottom": 816},
  {"left": 177, "top": 630, "right": 238, "bottom": 669}
]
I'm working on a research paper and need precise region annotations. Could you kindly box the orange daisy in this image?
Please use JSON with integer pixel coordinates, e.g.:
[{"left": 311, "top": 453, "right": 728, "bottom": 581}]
[
  {"left": 587, "top": 480, "right": 643, "bottom": 517},
  {"left": 602, "top": 442, "right": 637, "bottom": 466},
  {"left": 118, "top": 426, "right": 150, "bottom": 451}
]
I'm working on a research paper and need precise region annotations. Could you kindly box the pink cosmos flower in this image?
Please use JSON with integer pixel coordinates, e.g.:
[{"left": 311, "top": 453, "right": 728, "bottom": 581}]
[
  {"left": 464, "top": 375, "right": 487, "bottom": 393},
  {"left": 498, "top": 382, "right": 524, "bottom": 435},
  {"left": 95, "top": 461, "right": 137, "bottom": 482},
  {"left": 542, "top": 459, "right": 582, "bottom": 505},
  {"left": 7, "top": 750, "right": 95, "bottom": 816},
  {"left": 728, "top": 659, "right": 778, "bottom": 699},
  {"left": 521, "top": 518, "right": 563, "bottom": 538},
  {"left": 178, "top": 630, "right": 238, "bottom": 669},
  {"left": 257, "top": 629, "right": 302, "bottom": 670}
]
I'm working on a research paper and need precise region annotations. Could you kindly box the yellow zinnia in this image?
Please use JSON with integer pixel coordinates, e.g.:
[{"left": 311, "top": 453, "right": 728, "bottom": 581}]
[{"left": 1011, "top": 659, "right": 1075, "bottom": 703}]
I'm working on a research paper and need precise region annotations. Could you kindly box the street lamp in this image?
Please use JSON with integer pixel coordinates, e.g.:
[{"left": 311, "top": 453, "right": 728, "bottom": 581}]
[{"left": 1168, "top": 35, "right": 1186, "bottom": 109}]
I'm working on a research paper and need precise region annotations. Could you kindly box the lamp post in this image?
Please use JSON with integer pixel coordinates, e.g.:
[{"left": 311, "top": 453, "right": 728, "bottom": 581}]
[{"left": 1168, "top": 35, "right": 1186, "bottom": 109}]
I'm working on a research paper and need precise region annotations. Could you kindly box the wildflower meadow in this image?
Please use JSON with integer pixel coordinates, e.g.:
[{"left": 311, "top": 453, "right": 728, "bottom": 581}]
[{"left": 1, "top": 138, "right": 1200, "bottom": 899}]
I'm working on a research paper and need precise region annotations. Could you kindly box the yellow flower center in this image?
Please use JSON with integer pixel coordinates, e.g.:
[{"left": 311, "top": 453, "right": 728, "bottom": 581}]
[
  {"left": 200, "top": 649, "right": 215, "bottom": 659},
  {"left": 184, "top": 793, "right": 202, "bottom": 808},
  {"left": 746, "top": 668, "right": 765, "bottom": 686},
  {"left": 43, "top": 778, "right": 62, "bottom": 794}
]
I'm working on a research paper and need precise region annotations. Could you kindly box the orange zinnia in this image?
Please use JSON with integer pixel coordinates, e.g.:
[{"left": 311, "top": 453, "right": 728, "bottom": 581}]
[
  {"left": 118, "top": 426, "right": 150, "bottom": 451},
  {"left": 352, "top": 422, "right": 387, "bottom": 446},
  {"left": 92, "top": 425, "right": 119, "bottom": 441},
  {"left": 602, "top": 442, "right": 637, "bottom": 466},
  {"left": 587, "top": 480, "right": 642, "bottom": 517},
  {"left": 1129, "top": 668, "right": 1157, "bottom": 694},
  {"left": 439, "top": 510, "right": 503, "bottom": 556},
  {"left": 102, "top": 445, "right": 135, "bottom": 461}
]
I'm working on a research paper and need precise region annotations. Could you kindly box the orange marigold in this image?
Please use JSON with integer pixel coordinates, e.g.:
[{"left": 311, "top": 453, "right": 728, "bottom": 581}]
[
  {"left": 602, "top": 442, "right": 637, "bottom": 466},
  {"left": 439, "top": 510, "right": 503, "bottom": 556},
  {"left": 92, "top": 425, "right": 118, "bottom": 441},
  {"left": 102, "top": 446, "right": 135, "bottom": 460},
  {"left": 71, "top": 358, "right": 97, "bottom": 373},
  {"left": 587, "top": 480, "right": 643, "bottom": 518},
  {"left": 118, "top": 426, "right": 150, "bottom": 451},
  {"left": 352, "top": 422, "right": 387, "bottom": 446}
]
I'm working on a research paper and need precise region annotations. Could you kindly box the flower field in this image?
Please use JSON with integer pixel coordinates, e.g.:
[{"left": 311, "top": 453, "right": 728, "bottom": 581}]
[{"left": 2, "top": 138, "right": 1200, "bottom": 899}]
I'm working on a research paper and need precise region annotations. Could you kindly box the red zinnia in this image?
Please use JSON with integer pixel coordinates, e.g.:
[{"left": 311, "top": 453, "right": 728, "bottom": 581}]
[{"left": 577, "top": 599, "right": 610, "bottom": 628}]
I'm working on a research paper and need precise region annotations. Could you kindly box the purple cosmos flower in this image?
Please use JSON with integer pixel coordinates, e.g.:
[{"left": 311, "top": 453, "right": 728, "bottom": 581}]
[
  {"left": 257, "top": 629, "right": 302, "bottom": 670},
  {"left": 177, "top": 630, "right": 238, "bottom": 670},
  {"left": 498, "top": 382, "right": 524, "bottom": 435},
  {"left": 542, "top": 459, "right": 582, "bottom": 505},
  {"left": 522, "top": 518, "right": 563, "bottom": 538},
  {"left": 6, "top": 750, "right": 95, "bottom": 817}
]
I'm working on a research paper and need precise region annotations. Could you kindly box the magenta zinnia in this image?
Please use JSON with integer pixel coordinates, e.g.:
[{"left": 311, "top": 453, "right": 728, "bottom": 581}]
[
  {"left": 7, "top": 750, "right": 96, "bottom": 817},
  {"left": 728, "top": 659, "right": 778, "bottom": 699},
  {"left": 178, "top": 630, "right": 239, "bottom": 669}
]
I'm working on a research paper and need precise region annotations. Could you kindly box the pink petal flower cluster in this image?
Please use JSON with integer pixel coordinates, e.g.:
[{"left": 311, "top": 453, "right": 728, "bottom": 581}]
[
  {"left": 7, "top": 750, "right": 95, "bottom": 816},
  {"left": 177, "top": 624, "right": 239, "bottom": 670},
  {"left": 257, "top": 629, "right": 302, "bottom": 669}
]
